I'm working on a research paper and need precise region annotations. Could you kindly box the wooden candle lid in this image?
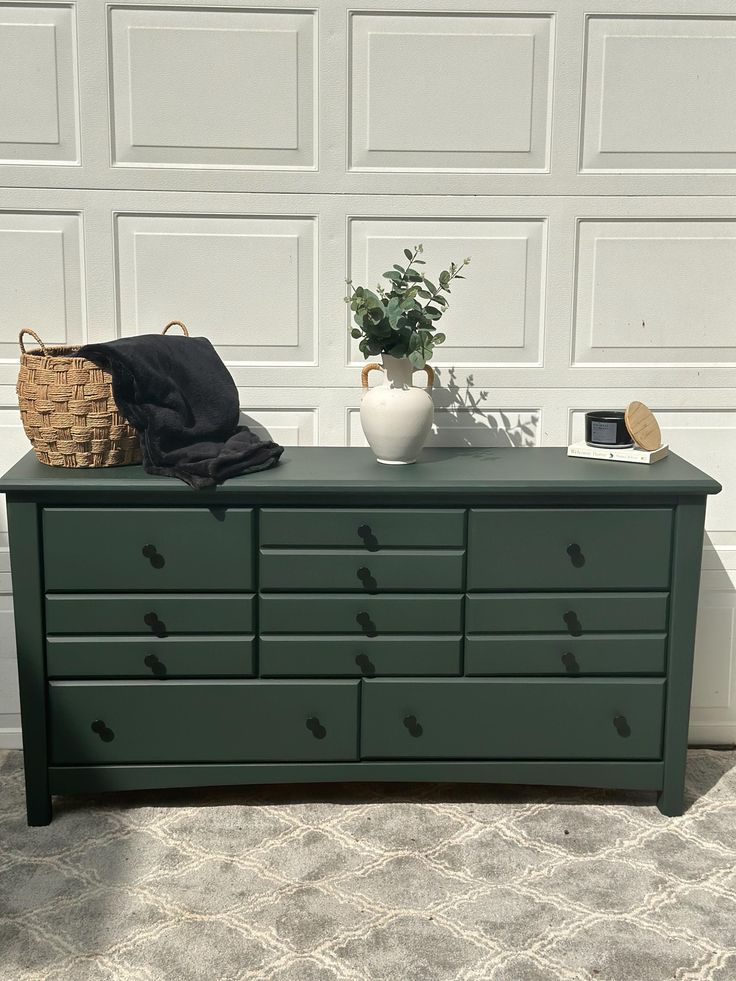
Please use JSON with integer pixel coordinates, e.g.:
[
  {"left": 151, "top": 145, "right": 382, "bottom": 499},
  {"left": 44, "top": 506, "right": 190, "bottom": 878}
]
[{"left": 625, "top": 400, "right": 662, "bottom": 451}]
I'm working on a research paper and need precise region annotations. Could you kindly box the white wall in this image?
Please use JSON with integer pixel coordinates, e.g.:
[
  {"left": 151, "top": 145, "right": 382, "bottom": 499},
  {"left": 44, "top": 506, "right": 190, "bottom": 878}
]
[{"left": 0, "top": 0, "right": 734, "bottom": 747}]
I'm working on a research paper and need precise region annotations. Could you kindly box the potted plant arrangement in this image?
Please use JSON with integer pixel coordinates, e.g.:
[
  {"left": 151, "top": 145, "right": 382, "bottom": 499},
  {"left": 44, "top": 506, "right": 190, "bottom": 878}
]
[{"left": 346, "top": 244, "right": 470, "bottom": 464}]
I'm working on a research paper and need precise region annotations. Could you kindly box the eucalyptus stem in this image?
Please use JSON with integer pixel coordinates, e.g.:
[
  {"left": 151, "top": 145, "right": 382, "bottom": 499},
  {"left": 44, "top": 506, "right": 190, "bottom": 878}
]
[{"left": 345, "top": 244, "right": 469, "bottom": 369}]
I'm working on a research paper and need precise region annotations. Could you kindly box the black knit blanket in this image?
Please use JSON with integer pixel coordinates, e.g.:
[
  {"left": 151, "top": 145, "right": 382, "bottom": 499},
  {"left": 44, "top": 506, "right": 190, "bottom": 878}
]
[{"left": 79, "top": 333, "right": 283, "bottom": 488}]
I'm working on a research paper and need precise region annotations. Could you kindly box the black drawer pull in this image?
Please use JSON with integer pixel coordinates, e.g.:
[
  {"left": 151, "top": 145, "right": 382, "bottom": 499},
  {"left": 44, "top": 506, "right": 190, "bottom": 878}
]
[
  {"left": 355, "top": 652, "right": 376, "bottom": 677},
  {"left": 403, "top": 714, "right": 423, "bottom": 738},
  {"left": 562, "top": 610, "right": 582, "bottom": 637},
  {"left": 561, "top": 651, "right": 579, "bottom": 674},
  {"left": 143, "top": 612, "right": 167, "bottom": 637},
  {"left": 566, "top": 543, "right": 585, "bottom": 568},
  {"left": 142, "top": 543, "right": 165, "bottom": 569},
  {"left": 613, "top": 715, "right": 631, "bottom": 738},
  {"left": 356, "top": 566, "right": 378, "bottom": 592},
  {"left": 90, "top": 719, "right": 114, "bottom": 742},
  {"left": 306, "top": 716, "right": 327, "bottom": 739},
  {"left": 357, "top": 524, "right": 379, "bottom": 550},
  {"left": 143, "top": 653, "right": 167, "bottom": 677},
  {"left": 356, "top": 611, "right": 377, "bottom": 636}
]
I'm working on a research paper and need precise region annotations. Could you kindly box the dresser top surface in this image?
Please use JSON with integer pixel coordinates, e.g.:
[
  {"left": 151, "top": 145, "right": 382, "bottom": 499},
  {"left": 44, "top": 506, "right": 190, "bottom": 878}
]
[{"left": 0, "top": 447, "right": 721, "bottom": 498}]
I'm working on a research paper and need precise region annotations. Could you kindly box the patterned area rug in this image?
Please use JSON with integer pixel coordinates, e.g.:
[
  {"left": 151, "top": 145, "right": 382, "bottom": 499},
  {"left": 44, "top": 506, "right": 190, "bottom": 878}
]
[{"left": 1, "top": 750, "right": 735, "bottom": 981}]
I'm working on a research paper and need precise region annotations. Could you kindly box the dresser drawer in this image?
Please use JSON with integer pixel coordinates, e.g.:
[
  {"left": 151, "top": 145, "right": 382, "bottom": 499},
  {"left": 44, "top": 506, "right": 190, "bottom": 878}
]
[
  {"left": 465, "top": 634, "right": 666, "bottom": 676},
  {"left": 49, "top": 680, "right": 359, "bottom": 764},
  {"left": 43, "top": 508, "right": 253, "bottom": 591},
  {"left": 361, "top": 678, "right": 665, "bottom": 760},
  {"left": 260, "top": 595, "right": 463, "bottom": 635},
  {"left": 47, "top": 636, "right": 255, "bottom": 679},
  {"left": 260, "top": 509, "right": 464, "bottom": 549},
  {"left": 468, "top": 508, "right": 672, "bottom": 590},
  {"left": 260, "top": 636, "right": 462, "bottom": 677},
  {"left": 260, "top": 550, "right": 464, "bottom": 592},
  {"left": 466, "top": 593, "right": 668, "bottom": 634},
  {"left": 46, "top": 594, "right": 254, "bottom": 636}
]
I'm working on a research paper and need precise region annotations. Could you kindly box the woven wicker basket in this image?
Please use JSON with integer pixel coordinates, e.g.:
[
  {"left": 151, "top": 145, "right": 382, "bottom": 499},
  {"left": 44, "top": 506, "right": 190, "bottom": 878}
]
[{"left": 16, "top": 321, "right": 189, "bottom": 468}]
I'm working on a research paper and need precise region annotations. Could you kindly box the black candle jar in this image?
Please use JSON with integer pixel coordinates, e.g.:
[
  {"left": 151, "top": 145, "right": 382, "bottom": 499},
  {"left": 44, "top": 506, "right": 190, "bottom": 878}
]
[{"left": 585, "top": 410, "right": 634, "bottom": 448}]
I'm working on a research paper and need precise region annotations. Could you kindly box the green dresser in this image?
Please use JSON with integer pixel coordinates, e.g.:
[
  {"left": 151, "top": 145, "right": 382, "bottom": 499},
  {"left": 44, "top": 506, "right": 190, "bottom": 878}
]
[{"left": 0, "top": 447, "right": 720, "bottom": 824}]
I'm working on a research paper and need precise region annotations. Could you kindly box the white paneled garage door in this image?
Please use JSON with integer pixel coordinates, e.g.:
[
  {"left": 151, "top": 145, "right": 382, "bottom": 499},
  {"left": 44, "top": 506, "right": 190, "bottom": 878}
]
[{"left": 0, "top": 0, "right": 734, "bottom": 747}]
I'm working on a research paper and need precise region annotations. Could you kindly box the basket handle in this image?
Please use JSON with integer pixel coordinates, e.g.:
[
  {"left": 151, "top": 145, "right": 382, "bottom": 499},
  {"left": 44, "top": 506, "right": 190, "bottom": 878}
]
[
  {"left": 19, "top": 328, "right": 49, "bottom": 355},
  {"left": 161, "top": 321, "right": 189, "bottom": 337}
]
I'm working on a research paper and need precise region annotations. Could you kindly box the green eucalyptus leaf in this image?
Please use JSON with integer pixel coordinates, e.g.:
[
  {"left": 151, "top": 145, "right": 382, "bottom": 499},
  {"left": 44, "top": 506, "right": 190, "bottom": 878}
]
[
  {"left": 386, "top": 297, "right": 401, "bottom": 328},
  {"left": 433, "top": 332, "right": 446, "bottom": 344},
  {"left": 408, "top": 350, "right": 425, "bottom": 369},
  {"left": 403, "top": 248, "right": 413, "bottom": 261},
  {"left": 422, "top": 279, "right": 437, "bottom": 294},
  {"left": 350, "top": 327, "right": 362, "bottom": 339}
]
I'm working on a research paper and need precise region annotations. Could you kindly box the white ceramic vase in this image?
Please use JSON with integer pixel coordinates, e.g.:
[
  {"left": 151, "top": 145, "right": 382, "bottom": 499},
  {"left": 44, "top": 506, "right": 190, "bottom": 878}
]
[{"left": 360, "top": 354, "right": 435, "bottom": 465}]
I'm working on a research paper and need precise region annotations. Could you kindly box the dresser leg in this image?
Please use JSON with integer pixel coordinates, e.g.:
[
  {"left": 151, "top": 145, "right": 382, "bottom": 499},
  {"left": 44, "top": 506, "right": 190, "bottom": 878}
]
[
  {"left": 26, "top": 788, "right": 52, "bottom": 826},
  {"left": 656, "top": 785, "right": 684, "bottom": 818},
  {"left": 7, "top": 502, "right": 53, "bottom": 828},
  {"left": 657, "top": 498, "right": 707, "bottom": 821}
]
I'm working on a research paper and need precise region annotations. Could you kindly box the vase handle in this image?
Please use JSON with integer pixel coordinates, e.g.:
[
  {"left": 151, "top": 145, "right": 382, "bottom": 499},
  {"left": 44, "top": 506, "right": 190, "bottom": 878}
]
[
  {"left": 361, "top": 363, "right": 384, "bottom": 390},
  {"left": 413, "top": 364, "right": 434, "bottom": 390}
]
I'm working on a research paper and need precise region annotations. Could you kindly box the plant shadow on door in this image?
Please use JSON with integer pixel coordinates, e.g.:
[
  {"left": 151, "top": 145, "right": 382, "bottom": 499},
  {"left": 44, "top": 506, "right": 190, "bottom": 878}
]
[{"left": 428, "top": 368, "right": 539, "bottom": 449}]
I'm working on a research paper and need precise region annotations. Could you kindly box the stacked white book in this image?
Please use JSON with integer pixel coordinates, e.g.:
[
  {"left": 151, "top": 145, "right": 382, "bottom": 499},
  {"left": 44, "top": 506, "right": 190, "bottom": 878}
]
[{"left": 567, "top": 441, "right": 669, "bottom": 465}]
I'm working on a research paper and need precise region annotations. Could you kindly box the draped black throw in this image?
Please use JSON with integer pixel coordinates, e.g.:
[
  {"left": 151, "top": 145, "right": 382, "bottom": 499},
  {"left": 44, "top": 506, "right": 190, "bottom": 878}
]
[{"left": 79, "top": 333, "right": 283, "bottom": 488}]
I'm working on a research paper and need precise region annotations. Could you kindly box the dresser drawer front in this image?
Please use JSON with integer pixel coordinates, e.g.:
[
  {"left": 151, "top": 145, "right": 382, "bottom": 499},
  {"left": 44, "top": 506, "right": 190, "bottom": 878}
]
[
  {"left": 361, "top": 678, "right": 665, "bottom": 760},
  {"left": 260, "top": 636, "right": 462, "bottom": 677},
  {"left": 466, "top": 593, "right": 668, "bottom": 634},
  {"left": 260, "top": 550, "right": 464, "bottom": 592},
  {"left": 260, "top": 509, "right": 464, "bottom": 549},
  {"left": 260, "top": 595, "right": 463, "bottom": 635},
  {"left": 46, "top": 594, "right": 254, "bottom": 636},
  {"left": 47, "top": 636, "right": 256, "bottom": 679},
  {"left": 468, "top": 508, "right": 672, "bottom": 590},
  {"left": 465, "top": 634, "right": 666, "bottom": 676},
  {"left": 49, "top": 680, "right": 360, "bottom": 764},
  {"left": 43, "top": 508, "right": 253, "bottom": 591}
]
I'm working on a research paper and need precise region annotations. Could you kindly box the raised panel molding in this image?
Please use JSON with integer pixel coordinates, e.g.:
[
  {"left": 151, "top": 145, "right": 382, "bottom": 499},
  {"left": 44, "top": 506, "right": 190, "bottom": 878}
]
[
  {"left": 573, "top": 220, "right": 736, "bottom": 367},
  {"left": 582, "top": 16, "right": 736, "bottom": 172},
  {"left": 690, "top": 578, "right": 736, "bottom": 742},
  {"left": 348, "top": 219, "right": 546, "bottom": 367},
  {"left": 0, "top": 407, "right": 29, "bottom": 546},
  {"left": 0, "top": 3, "right": 78, "bottom": 164},
  {"left": 0, "top": 212, "right": 84, "bottom": 365},
  {"left": 115, "top": 214, "right": 316, "bottom": 365},
  {"left": 0, "top": 595, "right": 19, "bottom": 747},
  {"left": 109, "top": 6, "right": 315, "bottom": 170},
  {"left": 350, "top": 13, "right": 552, "bottom": 172},
  {"left": 348, "top": 408, "right": 541, "bottom": 449},
  {"left": 238, "top": 407, "right": 317, "bottom": 447}
]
